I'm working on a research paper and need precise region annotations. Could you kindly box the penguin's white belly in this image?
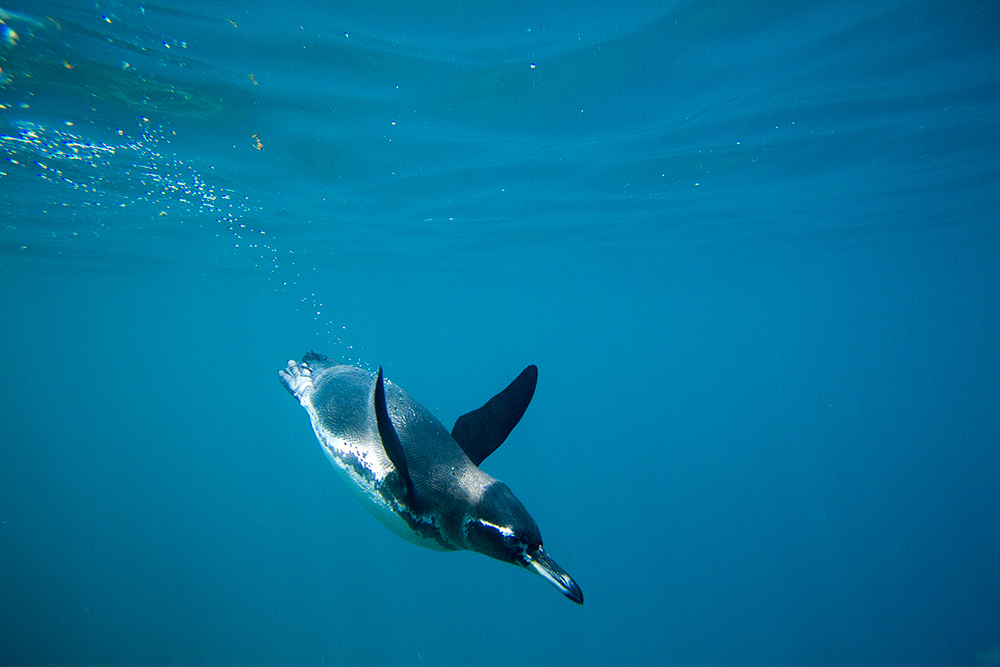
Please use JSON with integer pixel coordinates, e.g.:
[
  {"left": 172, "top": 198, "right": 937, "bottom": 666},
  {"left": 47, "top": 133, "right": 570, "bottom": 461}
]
[{"left": 305, "top": 403, "right": 451, "bottom": 551}]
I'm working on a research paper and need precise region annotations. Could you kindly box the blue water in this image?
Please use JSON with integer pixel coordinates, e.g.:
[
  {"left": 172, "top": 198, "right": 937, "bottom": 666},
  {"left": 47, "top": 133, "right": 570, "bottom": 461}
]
[{"left": 2, "top": 1, "right": 999, "bottom": 665}]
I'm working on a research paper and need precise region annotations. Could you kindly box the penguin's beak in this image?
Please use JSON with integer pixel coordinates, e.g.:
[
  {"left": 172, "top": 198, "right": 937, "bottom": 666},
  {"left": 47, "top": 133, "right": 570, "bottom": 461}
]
[{"left": 524, "top": 548, "right": 583, "bottom": 605}]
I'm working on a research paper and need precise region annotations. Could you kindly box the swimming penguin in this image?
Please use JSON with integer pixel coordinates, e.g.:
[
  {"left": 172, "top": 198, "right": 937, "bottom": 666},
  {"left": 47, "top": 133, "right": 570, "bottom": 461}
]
[{"left": 279, "top": 352, "right": 583, "bottom": 604}]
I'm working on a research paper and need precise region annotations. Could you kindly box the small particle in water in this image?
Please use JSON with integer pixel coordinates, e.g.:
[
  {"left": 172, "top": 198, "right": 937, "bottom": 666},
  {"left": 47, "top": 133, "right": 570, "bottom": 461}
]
[
  {"left": 1, "top": 26, "right": 19, "bottom": 48},
  {"left": 530, "top": 63, "right": 536, "bottom": 69},
  {"left": 248, "top": 73, "right": 258, "bottom": 85},
  {"left": 63, "top": 59, "right": 74, "bottom": 69},
  {"left": 227, "top": 18, "right": 238, "bottom": 28},
  {"left": 251, "top": 133, "right": 263, "bottom": 150}
]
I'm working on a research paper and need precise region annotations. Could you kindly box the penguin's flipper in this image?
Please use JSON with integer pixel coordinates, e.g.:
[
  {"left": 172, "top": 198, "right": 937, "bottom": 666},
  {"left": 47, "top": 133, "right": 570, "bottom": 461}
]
[
  {"left": 375, "top": 367, "right": 413, "bottom": 497},
  {"left": 452, "top": 365, "right": 538, "bottom": 467}
]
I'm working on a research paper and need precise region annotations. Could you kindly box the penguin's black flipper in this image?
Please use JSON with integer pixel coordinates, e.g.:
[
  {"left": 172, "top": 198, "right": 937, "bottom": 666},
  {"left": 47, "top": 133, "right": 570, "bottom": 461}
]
[
  {"left": 375, "top": 367, "right": 413, "bottom": 498},
  {"left": 452, "top": 365, "right": 538, "bottom": 467}
]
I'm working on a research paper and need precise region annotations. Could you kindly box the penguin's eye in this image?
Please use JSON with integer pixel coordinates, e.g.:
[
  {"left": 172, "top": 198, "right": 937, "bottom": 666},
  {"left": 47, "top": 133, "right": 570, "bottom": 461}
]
[{"left": 468, "top": 518, "right": 526, "bottom": 563}]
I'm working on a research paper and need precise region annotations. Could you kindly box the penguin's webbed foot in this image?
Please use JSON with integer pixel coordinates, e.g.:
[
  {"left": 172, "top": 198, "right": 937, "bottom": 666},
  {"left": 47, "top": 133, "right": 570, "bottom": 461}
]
[{"left": 279, "top": 359, "right": 315, "bottom": 400}]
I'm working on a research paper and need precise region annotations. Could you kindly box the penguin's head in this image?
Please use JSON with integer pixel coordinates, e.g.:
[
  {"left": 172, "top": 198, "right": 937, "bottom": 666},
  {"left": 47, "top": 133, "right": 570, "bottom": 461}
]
[
  {"left": 466, "top": 481, "right": 542, "bottom": 563},
  {"left": 466, "top": 481, "right": 584, "bottom": 604}
]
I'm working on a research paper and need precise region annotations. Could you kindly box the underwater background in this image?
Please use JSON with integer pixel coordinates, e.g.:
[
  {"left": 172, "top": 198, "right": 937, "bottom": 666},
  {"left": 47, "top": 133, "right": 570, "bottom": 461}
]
[{"left": 2, "top": 1, "right": 999, "bottom": 665}]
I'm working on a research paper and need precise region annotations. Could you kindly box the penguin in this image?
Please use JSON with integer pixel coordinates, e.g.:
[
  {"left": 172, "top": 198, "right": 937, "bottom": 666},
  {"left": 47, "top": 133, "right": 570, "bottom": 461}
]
[{"left": 278, "top": 352, "right": 583, "bottom": 605}]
